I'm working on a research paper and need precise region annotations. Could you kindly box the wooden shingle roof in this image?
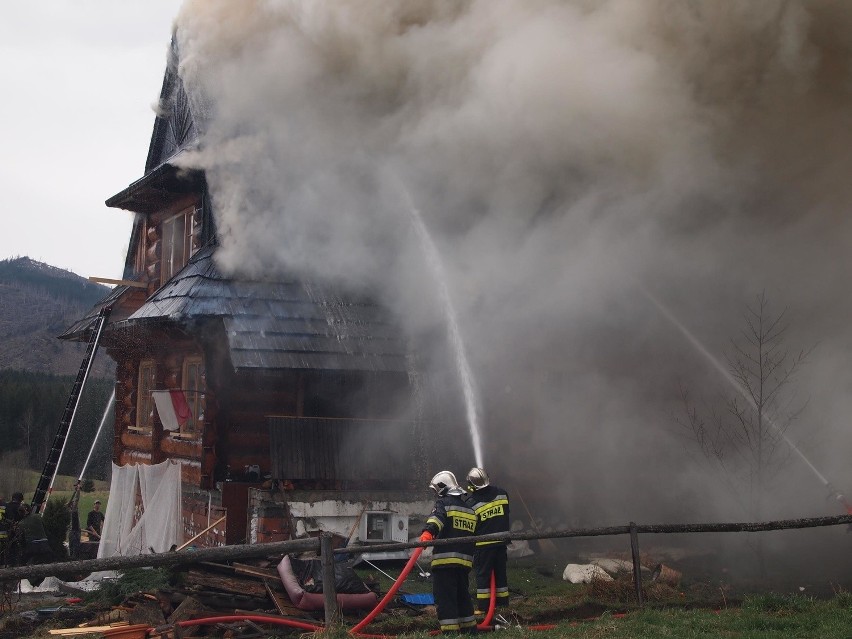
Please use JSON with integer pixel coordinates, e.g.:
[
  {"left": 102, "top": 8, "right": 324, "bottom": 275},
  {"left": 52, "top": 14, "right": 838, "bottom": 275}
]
[{"left": 114, "top": 247, "right": 410, "bottom": 373}]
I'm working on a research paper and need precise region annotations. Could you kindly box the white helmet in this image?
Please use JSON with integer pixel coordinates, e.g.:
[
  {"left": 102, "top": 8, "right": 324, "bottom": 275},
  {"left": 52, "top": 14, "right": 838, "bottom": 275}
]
[
  {"left": 429, "top": 471, "right": 459, "bottom": 496},
  {"left": 467, "top": 467, "right": 489, "bottom": 489}
]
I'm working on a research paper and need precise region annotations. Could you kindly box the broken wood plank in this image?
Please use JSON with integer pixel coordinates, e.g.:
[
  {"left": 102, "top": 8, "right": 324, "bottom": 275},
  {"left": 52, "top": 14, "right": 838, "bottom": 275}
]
[
  {"left": 50, "top": 626, "right": 120, "bottom": 636},
  {"left": 178, "top": 515, "right": 227, "bottom": 551},
  {"left": 191, "top": 591, "right": 270, "bottom": 611},
  {"left": 235, "top": 609, "right": 321, "bottom": 624},
  {"left": 78, "top": 617, "right": 128, "bottom": 628},
  {"left": 129, "top": 600, "right": 166, "bottom": 627},
  {"left": 185, "top": 569, "right": 268, "bottom": 598},
  {"left": 263, "top": 579, "right": 304, "bottom": 617},
  {"left": 234, "top": 563, "right": 280, "bottom": 581},
  {"left": 167, "top": 595, "right": 213, "bottom": 637},
  {"left": 88, "top": 276, "right": 148, "bottom": 288}
]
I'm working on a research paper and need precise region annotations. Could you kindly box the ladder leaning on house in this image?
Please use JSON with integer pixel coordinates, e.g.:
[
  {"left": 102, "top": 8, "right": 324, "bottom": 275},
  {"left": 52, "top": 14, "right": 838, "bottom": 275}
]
[{"left": 31, "top": 306, "right": 112, "bottom": 513}]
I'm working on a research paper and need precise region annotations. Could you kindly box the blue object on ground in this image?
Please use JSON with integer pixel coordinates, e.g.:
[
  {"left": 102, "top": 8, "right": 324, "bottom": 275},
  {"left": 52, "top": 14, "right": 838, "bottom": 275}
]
[{"left": 400, "top": 593, "right": 435, "bottom": 605}]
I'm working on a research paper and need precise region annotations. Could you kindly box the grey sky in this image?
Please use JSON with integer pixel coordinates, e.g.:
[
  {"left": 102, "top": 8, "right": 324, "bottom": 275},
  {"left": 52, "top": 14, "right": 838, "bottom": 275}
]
[{"left": 0, "top": 2, "right": 182, "bottom": 279}]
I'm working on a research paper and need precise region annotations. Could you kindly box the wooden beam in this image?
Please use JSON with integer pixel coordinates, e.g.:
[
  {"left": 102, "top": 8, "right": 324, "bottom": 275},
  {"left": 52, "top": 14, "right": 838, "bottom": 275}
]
[
  {"left": 263, "top": 580, "right": 305, "bottom": 618},
  {"left": 0, "top": 537, "right": 319, "bottom": 583},
  {"left": 234, "top": 563, "right": 281, "bottom": 580},
  {"left": 88, "top": 276, "right": 147, "bottom": 288},
  {"left": 50, "top": 623, "right": 131, "bottom": 636},
  {"left": 321, "top": 534, "right": 339, "bottom": 628},
  {"left": 185, "top": 569, "right": 268, "bottom": 598},
  {"left": 177, "top": 515, "right": 226, "bottom": 551},
  {"left": 7, "top": 513, "right": 852, "bottom": 585}
]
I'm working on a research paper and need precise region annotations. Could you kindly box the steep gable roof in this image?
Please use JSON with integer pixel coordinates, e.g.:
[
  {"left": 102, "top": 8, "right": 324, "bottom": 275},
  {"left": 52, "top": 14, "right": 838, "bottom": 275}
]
[
  {"left": 68, "top": 34, "right": 410, "bottom": 375},
  {"left": 113, "top": 247, "right": 410, "bottom": 373},
  {"left": 145, "top": 35, "right": 206, "bottom": 172}
]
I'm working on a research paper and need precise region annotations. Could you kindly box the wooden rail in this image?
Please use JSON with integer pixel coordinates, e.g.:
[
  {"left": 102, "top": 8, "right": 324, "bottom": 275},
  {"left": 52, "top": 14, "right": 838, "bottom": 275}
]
[
  {"left": 337, "top": 513, "right": 852, "bottom": 555},
  {"left": 0, "top": 537, "right": 319, "bottom": 583},
  {"left": 337, "top": 513, "right": 852, "bottom": 607},
  {"left": 2, "top": 513, "right": 850, "bottom": 606}
]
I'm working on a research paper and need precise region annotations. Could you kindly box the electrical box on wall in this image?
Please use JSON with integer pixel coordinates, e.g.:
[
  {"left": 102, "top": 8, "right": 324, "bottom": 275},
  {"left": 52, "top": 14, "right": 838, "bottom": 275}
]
[
  {"left": 357, "top": 511, "right": 410, "bottom": 561},
  {"left": 360, "top": 512, "right": 408, "bottom": 543}
]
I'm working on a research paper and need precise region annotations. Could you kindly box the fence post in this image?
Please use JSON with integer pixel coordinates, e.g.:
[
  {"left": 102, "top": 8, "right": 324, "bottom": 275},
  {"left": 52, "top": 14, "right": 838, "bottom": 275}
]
[
  {"left": 629, "top": 522, "right": 644, "bottom": 606},
  {"left": 321, "top": 533, "right": 339, "bottom": 629}
]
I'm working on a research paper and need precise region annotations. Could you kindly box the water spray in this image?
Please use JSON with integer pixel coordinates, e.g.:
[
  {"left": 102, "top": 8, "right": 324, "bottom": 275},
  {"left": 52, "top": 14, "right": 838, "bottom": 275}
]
[
  {"left": 394, "top": 177, "right": 485, "bottom": 467},
  {"left": 642, "top": 288, "right": 852, "bottom": 514},
  {"left": 78, "top": 389, "right": 115, "bottom": 481}
]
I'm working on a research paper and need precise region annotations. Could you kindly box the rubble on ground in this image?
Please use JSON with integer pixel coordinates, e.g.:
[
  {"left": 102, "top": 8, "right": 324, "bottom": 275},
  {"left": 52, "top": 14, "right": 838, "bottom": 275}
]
[{"left": 2, "top": 554, "right": 381, "bottom": 638}]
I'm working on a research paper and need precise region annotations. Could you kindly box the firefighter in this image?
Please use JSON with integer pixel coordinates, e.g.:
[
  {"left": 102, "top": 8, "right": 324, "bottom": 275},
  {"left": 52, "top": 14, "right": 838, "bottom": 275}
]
[
  {"left": 16, "top": 503, "right": 52, "bottom": 586},
  {"left": 4, "top": 492, "right": 24, "bottom": 565},
  {"left": 420, "top": 470, "right": 478, "bottom": 634},
  {"left": 466, "top": 467, "right": 511, "bottom": 615},
  {"left": 7, "top": 493, "right": 24, "bottom": 523}
]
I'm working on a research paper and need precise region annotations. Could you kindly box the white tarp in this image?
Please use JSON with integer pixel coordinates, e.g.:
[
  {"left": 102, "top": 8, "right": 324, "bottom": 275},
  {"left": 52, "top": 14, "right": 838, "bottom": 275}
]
[
  {"left": 98, "top": 460, "right": 182, "bottom": 558},
  {"left": 562, "top": 563, "right": 614, "bottom": 584},
  {"left": 152, "top": 391, "right": 181, "bottom": 431}
]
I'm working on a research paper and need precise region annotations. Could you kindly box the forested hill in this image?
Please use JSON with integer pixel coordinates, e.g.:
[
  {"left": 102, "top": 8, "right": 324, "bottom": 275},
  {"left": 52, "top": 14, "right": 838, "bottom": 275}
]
[{"left": 0, "top": 256, "right": 113, "bottom": 376}]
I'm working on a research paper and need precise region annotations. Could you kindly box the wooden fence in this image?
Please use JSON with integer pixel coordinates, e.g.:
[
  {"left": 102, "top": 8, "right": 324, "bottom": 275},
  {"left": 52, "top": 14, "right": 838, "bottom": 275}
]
[{"left": 1, "top": 513, "right": 850, "bottom": 625}]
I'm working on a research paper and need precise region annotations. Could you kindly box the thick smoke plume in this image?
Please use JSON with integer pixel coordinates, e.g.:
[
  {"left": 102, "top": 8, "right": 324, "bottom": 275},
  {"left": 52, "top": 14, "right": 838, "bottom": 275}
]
[{"left": 172, "top": 0, "right": 852, "bottom": 532}]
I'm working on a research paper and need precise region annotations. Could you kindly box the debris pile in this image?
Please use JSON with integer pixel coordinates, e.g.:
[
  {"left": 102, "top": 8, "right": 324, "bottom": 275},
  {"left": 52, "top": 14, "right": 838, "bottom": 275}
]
[{"left": 23, "top": 555, "right": 381, "bottom": 638}]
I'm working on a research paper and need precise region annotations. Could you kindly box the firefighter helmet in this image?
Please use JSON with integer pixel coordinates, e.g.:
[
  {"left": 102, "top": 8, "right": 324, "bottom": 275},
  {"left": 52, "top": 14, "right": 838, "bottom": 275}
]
[
  {"left": 429, "top": 471, "right": 459, "bottom": 496},
  {"left": 467, "top": 467, "right": 489, "bottom": 490}
]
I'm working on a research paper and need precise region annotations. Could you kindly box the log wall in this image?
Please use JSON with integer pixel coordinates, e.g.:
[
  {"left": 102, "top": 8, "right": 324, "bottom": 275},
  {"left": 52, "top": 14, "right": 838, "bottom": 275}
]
[{"left": 108, "top": 333, "right": 211, "bottom": 488}]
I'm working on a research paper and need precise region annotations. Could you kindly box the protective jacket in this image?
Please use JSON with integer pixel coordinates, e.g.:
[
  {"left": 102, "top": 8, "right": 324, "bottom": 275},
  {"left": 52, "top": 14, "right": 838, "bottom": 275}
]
[
  {"left": 0, "top": 505, "right": 8, "bottom": 544},
  {"left": 468, "top": 484, "right": 510, "bottom": 546},
  {"left": 423, "top": 489, "right": 477, "bottom": 569},
  {"left": 7, "top": 500, "right": 22, "bottom": 523},
  {"left": 17, "top": 513, "right": 48, "bottom": 546}
]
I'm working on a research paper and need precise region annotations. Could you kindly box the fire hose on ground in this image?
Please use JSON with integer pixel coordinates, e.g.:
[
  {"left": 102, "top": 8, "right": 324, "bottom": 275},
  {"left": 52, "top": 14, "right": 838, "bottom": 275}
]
[
  {"left": 350, "top": 545, "right": 426, "bottom": 633},
  {"left": 176, "top": 548, "right": 559, "bottom": 636}
]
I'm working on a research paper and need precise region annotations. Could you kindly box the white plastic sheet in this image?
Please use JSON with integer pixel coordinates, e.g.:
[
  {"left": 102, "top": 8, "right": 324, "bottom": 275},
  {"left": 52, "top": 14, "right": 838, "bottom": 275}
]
[
  {"left": 152, "top": 391, "right": 181, "bottom": 431},
  {"left": 98, "top": 460, "right": 182, "bottom": 558},
  {"left": 562, "top": 563, "right": 613, "bottom": 584}
]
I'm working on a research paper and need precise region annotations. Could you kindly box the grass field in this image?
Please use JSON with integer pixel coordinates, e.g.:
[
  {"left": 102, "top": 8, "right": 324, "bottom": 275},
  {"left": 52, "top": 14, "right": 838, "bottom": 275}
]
[
  {"left": 541, "top": 596, "right": 852, "bottom": 638},
  {"left": 48, "top": 489, "right": 110, "bottom": 523},
  {"left": 1, "top": 472, "right": 849, "bottom": 637},
  {"left": 376, "top": 595, "right": 852, "bottom": 639},
  {"left": 351, "top": 558, "right": 852, "bottom": 638},
  {"left": 3, "top": 469, "right": 109, "bottom": 527},
  {"left": 3, "top": 532, "right": 851, "bottom": 637}
]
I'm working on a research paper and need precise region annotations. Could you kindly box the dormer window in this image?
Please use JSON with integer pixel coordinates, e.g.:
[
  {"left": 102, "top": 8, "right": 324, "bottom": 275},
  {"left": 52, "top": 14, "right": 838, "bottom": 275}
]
[{"left": 161, "top": 205, "right": 199, "bottom": 285}]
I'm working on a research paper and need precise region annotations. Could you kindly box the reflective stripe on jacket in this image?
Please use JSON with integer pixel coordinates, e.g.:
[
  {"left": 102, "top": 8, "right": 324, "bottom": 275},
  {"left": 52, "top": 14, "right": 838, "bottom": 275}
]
[
  {"left": 468, "top": 485, "right": 510, "bottom": 546},
  {"left": 423, "top": 490, "right": 476, "bottom": 569}
]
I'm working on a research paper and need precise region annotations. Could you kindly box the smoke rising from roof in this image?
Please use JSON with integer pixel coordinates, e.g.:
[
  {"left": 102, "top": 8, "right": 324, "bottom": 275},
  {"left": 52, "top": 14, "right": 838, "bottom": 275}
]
[{"left": 172, "top": 0, "right": 852, "bottom": 527}]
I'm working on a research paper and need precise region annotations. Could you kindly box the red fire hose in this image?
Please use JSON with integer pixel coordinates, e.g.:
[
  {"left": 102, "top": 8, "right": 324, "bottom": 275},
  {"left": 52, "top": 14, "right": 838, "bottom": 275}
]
[
  {"left": 350, "top": 545, "right": 425, "bottom": 634},
  {"left": 177, "top": 558, "right": 559, "bottom": 636},
  {"left": 478, "top": 570, "right": 497, "bottom": 629}
]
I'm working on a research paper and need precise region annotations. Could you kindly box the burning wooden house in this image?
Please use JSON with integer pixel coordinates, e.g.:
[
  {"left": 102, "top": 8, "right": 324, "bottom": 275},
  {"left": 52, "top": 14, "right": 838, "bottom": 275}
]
[{"left": 61, "top": 38, "right": 465, "bottom": 552}]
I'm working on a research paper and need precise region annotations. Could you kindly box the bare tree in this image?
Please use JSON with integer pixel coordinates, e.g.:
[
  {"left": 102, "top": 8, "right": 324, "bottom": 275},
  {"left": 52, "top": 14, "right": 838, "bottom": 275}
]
[
  {"left": 0, "top": 449, "right": 30, "bottom": 501},
  {"left": 677, "top": 292, "right": 811, "bottom": 522},
  {"left": 18, "top": 406, "right": 34, "bottom": 460}
]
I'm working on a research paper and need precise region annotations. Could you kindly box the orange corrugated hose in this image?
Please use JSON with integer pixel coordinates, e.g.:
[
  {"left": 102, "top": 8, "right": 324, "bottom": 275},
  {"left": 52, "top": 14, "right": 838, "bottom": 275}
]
[
  {"left": 350, "top": 545, "right": 425, "bottom": 634},
  {"left": 178, "top": 548, "right": 560, "bottom": 635},
  {"left": 477, "top": 570, "right": 497, "bottom": 629}
]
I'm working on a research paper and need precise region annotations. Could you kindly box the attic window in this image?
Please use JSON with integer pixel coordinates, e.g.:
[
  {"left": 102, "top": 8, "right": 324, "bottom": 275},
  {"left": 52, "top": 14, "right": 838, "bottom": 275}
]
[{"left": 161, "top": 206, "right": 199, "bottom": 284}]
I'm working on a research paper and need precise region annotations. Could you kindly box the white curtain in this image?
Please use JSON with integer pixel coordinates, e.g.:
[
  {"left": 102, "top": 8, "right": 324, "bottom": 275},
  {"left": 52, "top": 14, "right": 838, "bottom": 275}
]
[{"left": 98, "top": 460, "right": 182, "bottom": 558}]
